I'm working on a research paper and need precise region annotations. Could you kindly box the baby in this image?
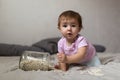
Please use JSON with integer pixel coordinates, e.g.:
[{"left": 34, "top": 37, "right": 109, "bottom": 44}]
[{"left": 56, "top": 10, "right": 101, "bottom": 71}]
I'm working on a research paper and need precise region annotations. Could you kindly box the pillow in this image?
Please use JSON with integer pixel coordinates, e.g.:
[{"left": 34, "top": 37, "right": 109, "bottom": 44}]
[
  {"left": 93, "top": 45, "right": 106, "bottom": 52},
  {"left": 0, "top": 43, "right": 45, "bottom": 56},
  {"left": 32, "top": 37, "right": 60, "bottom": 54},
  {"left": 32, "top": 37, "right": 106, "bottom": 54}
]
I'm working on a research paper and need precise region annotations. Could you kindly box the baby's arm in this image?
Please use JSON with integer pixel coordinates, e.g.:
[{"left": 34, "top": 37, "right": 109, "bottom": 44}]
[
  {"left": 57, "top": 53, "right": 67, "bottom": 71},
  {"left": 59, "top": 62, "right": 67, "bottom": 71},
  {"left": 65, "top": 46, "right": 87, "bottom": 64}
]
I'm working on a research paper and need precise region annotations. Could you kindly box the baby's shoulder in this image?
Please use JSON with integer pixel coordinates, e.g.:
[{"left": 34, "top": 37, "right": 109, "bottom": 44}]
[
  {"left": 58, "top": 37, "right": 65, "bottom": 45},
  {"left": 77, "top": 35, "right": 87, "bottom": 42}
]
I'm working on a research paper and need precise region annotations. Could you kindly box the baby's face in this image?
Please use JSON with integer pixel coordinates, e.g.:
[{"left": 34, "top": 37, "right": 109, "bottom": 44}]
[{"left": 59, "top": 17, "right": 80, "bottom": 41}]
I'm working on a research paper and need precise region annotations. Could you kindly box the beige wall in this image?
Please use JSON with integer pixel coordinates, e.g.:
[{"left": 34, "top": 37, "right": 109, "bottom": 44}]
[{"left": 0, "top": 0, "right": 120, "bottom": 53}]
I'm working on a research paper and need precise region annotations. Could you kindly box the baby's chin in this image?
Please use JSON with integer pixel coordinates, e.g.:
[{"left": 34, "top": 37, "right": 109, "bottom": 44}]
[{"left": 66, "top": 36, "right": 74, "bottom": 40}]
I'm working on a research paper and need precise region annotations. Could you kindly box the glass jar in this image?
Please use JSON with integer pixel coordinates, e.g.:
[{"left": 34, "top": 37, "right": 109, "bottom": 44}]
[{"left": 19, "top": 51, "right": 54, "bottom": 71}]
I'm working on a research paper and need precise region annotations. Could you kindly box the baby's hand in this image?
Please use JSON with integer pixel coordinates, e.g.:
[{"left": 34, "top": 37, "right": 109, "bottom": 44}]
[{"left": 57, "top": 53, "right": 66, "bottom": 63}]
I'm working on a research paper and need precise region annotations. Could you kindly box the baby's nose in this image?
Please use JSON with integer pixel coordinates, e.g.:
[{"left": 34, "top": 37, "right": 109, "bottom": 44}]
[{"left": 67, "top": 25, "right": 72, "bottom": 30}]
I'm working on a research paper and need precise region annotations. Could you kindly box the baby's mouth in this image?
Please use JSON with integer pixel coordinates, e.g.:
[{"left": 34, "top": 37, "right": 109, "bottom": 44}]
[{"left": 67, "top": 33, "right": 72, "bottom": 36}]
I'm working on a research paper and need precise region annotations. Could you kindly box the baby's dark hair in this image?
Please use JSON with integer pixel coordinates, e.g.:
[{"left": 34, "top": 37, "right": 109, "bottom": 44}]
[{"left": 58, "top": 10, "right": 83, "bottom": 29}]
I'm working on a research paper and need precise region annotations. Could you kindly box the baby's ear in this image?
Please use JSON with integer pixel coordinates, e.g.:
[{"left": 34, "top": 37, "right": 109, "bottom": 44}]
[
  {"left": 58, "top": 26, "right": 61, "bottom": 30},
  {"left": 57, "top": 26, "right": 59, "bottom": 29},
  {"left": 78, "top": 27, "right": 81, "bottom": 32}
]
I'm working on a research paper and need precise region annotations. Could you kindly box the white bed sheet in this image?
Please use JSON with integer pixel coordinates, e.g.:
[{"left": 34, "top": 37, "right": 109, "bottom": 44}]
[{"left": 0, "top": 53, "right": 120, "bottom": 80}]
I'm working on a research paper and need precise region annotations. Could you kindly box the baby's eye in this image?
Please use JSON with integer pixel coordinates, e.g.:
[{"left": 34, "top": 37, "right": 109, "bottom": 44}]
[
  {"left": 71, "top": 24, "right": 76, "bottom": 27},
  {"left": 62, "top": 24, "right": 67, "bottom": 27}
]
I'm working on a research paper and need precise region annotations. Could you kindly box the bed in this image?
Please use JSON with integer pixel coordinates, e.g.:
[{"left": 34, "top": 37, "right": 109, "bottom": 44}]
[
  {"left": 0, "top": 53, "right": 120, "bottom": 80},
  {"left": 0, "top": 38, "right": 120, "bottom": 80}
]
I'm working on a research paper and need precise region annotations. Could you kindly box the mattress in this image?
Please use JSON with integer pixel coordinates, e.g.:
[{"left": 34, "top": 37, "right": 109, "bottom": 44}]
[{"left": 0, "top": 52, "right": 120, "bottom": 80}]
